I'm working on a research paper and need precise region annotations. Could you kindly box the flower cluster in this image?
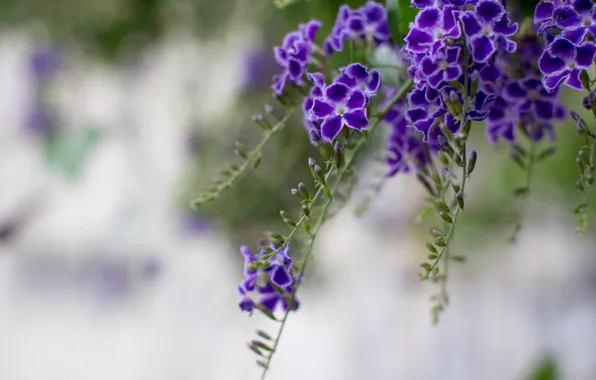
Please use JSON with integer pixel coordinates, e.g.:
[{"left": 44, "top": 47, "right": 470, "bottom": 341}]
[
  {"left": 479, "top": 34, "right": 566, "bottom": 144},
  {"left": 304, "top": 63, "right": 380, "bottom": 142},
  {"left": 535, "top": 0, "right": 596, "bottom": 91},
  {"left": 219, "top": 0, "right": 596, "bottom": 374},
  {"left": 384, "top": 94, "right": 428, "bottom": 175},
  {"left": 237, "top": 242, "right": 300, "bottom": 314},
  {"left": 380, "top": 0, "right": 519, "bottom": 175},
  {"left": 324, "top": 1, "right": 390, "bottom": 55},
  {"left": 272, "top": 20, "right": 322, "bottom": 95}
]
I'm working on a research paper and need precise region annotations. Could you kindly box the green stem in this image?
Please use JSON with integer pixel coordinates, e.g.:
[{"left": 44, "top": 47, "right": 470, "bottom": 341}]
[
  {"left": 509, "top": 142, "right": 536, "bottom": 243},
  {"left": 258, "top": 79, "right": 413, "bottom": 380},
  {"left": 192, "top": 109, "right": 295, "bottom": 208},
  {"left": 429, "top": 144, "right": 467, "bottom": 272}
]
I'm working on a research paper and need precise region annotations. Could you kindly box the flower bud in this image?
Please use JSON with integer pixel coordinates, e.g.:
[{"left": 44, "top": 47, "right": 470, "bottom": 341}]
[
  {"left": 252, "top": 114, "right": 271, "bottom": 130},
  {"left": 467, "top": 149, "right": 478, "bottom": 175},
  {"left": 439, "top": 211, "right": 453, "bottom": 224},
  {"left": 279, "top": 210, "right": 297, "bottom": 227},
  {"left": 456, "top": 191, "right": 464, "bottom": 210},
  {"left": 298, "top": 182, "right": 311, "bottom": 200},
  {"left": 235, "top": 141, "right": 249, "bottom": 159},
  {"left": 333, "top": 141, "right": 342, "bottom": 168}
]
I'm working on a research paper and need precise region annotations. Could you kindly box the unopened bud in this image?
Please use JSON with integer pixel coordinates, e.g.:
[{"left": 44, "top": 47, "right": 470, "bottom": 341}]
[
  {"left": 467, "top": 149, "right": 478, "bottom": 174},
  {"left": 298, "top": 182, "right": 311, "bottom": 200},
  {"left": 456, "top": 191, "right": 464, "bottom": 210}
]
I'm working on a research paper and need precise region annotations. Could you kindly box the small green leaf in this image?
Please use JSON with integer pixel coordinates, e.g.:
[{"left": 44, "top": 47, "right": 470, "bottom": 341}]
[
  {"left": 397, "top": 0, "right": 419, "bottom": 36},
  {"left": 386, "top": 0, "right": 401, "bottom": 45},
  {"left": 415, "top": 204, "right": 435, "bottom": 224},
  {"left": 273, "top": 0, "right": 300, "bottom": 8}
]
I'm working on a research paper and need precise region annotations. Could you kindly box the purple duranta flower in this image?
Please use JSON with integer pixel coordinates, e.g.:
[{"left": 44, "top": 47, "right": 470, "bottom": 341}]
[
  {"left": 535, "top": 0, "right": 596, "bottom": 44},
  {"left": 538, "top": 36, "right": 596, "bottom": 91},
  {"left": 503, "top": 78, "right": 564, "bottom": 121},
  {"left": 336, "top": 63, "right": 381, "bottom": 102},
  {"left": 238, "top": 244, "right": 299, "bottom": 314},
  {"left": 310, "top": 82, "right": 369, "bottom": 141},
  {"left": 324, "top": 2, "right": 390, "bottom": 55},
  {"left": 384, "top": 95, "right": 428, "bottom": 176},
  {"left": 307, "top": 65, "right": 380, "bottom": 142},
  {"left": 272, "top": 20, "right": 322, "bottom": 95},
  {"left": 460, "top": 0, "right": 519, "bottom": 63},
  {"left": 405, "top": 6, "right": 462, "bottom": 55},
  {"left": 418, "top": 46, "right": 463, "bottom": 88}
]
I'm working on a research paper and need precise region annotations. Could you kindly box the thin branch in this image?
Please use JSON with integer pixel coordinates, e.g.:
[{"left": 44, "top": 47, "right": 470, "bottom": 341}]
[
  {"left": 192, "top": 109, "right": 295, "bottom": 208},
  {"left": 258, "top": 79, "right": 413, "bottom": 380}
]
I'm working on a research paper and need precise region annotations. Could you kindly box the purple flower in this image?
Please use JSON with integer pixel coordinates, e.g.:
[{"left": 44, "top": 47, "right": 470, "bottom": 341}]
[
  {"left": 273, "top": 20, "right": 322, "bottom": 95},
  {"left": 485, "top": 97, "right": 516, "bottom": 144},
  {"left": 406, "top": 85, "right": 448, "bottom": 140},
  {"left": 307, "top": 66, "right": 380, "bottom": 142},
  {"left": 405, "top": 6, "right": 462, "bottom": 54},
  {"left": 538, "top": 37, "right": 596, "bottom": 91},
  {"left": 384, "top": 95, "right": 428, "bottom": 176},
  {"left": 336, "top": 63, "right": 381, "bottom": 101},
  {"left": 535, "top": 0, "right": 596, "bottom": 44},
  {"left": 310, "top": 82, "right": 368, "bottom": 141},
  {"left": 324, "top": 2, "right": 389, "bottom": 54},
  {"left": 237, "top": 243, "right": 300, "bottom": 315},
  {"left": 418, "top": 46, "right": 463, "bottom": 88},
  {"left": 503, "top": 78, "right": 564, "bottom": 121},
  {"left": 413, "top": 0, "right": 480, "bottom": 8},
  {"left": 460, "top": 0, "right": 519, "bottom": 63}
]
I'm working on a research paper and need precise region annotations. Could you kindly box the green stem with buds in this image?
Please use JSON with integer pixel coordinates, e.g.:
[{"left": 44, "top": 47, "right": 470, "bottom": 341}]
[{"left": 258, "top": 79, "right": 413, "bottom": 380}]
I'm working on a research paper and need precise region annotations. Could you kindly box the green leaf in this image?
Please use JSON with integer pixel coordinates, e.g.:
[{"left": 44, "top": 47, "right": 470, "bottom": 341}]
[
  {"left": 386, "top": 0, "right": 401, "bottom": 45},
  {"left": 398, "top": 0, "right": 419, "bottom": 36},
  {"left": 273, "top": 0, "right": 300, "bottom": 8},
  {"left": 415, "top": 204, "right": 435, "bottom": 224},
  {"left": 527, "top": 356, "right": 559, "bottom": 380}
]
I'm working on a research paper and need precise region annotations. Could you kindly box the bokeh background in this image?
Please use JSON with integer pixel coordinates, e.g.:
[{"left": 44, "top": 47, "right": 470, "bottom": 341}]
[{"left": 0, "top": 0, "right": 594, "bottom": 379}]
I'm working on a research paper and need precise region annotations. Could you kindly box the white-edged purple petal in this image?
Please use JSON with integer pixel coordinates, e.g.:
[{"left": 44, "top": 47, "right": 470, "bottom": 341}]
[
  {"left": 325, "top": 83, "right": 351, "bottom": 103},
  {"left": 575, "top": 42, "right": 596, "bottom": 67},
  {"left": 343, "top": 109, "right": 369, "bottom": 130},
  {"left": 475, "top": 0, "right": 505, "bottom": 23},
  {"left": 539, "top": 51, "right": 566, "bottom": 75},
  {"left": 321, "top": 115, "right": 344, "bottom": 141},
  {"left": 311, "top": 99, "right": 335, "bottom": 118},
  {"left": 470, "top": 35, "right": 496, "bottom": 63},
  {"left": 346, "top": 90, "right": 366, "bottom": 109}
]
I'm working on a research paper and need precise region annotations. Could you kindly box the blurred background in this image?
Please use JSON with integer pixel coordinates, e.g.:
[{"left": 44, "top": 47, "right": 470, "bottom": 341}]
[{"left": 0, "top": 0, "right": 594, "bottom": 379}]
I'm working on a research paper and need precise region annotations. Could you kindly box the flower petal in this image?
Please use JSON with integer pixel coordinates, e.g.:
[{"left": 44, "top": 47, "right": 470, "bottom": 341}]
[
  {"left": 405, "top": 28, "right": 433, "bottom": 52},
  {"left": 346, "top": 90, "right": 366, "bottom": 109},
  {"left": 539, "top": 51, "right": 566, "bottom": 75},
  {"left": 325, "top": 83, "right": 351, "bottom": 103},
  {"left": 343, "top": 109, "right": 369, "bottom": 130},
  {"left": 575, "top": 42, "right": 596, "bottom": 68},
  {"left": 321, "top": 115, "right": 343, "bottom": 141},
  {"left": 475, "top": 0, "right": 505, "bottom": 23},
  {"left": 470, "top": 35, "right": 495, "bottom": 63},
  {"left": 311, "top": 99, "right": 335, "bottom": 118},
  {"left": 271, "top": 266, "right": 292, "bottom": 287},
  {"left": 553, "top": 5, "right": 581, "bottom": 28},
  {"left": 461, "top": 12, "right": 482, "bottom": 37}
]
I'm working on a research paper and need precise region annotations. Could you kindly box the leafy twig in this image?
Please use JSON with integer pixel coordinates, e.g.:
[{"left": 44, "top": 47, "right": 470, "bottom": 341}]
[
  {"left": 508, "top": 142, "right": 536, "bottom": 243},
  {"left": 192, "top": 110, "right": 295, "bottom": 208},
  {"left": 257, "top": 79, "right": 413, "bottom": 380}
]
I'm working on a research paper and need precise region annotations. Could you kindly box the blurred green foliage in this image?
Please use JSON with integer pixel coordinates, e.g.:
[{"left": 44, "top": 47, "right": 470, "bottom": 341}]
[
  {"left": 4, "top": 0, "right": 589, "bottom": 244},
  {"left": 527, "top": 355, "right": 560, "bottom": 380}
]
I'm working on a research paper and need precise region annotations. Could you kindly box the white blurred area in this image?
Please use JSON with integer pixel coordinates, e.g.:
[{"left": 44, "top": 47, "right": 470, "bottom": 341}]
[{"left": 0, "top": 26, "right": 595, "bottom": 380}]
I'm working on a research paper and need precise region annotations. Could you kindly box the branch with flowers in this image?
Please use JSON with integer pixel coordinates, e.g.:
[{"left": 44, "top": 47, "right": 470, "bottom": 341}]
[{"left": 191, "top": 0, "right": 596, "bottom": 377}]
